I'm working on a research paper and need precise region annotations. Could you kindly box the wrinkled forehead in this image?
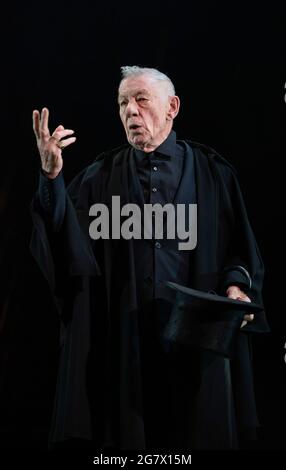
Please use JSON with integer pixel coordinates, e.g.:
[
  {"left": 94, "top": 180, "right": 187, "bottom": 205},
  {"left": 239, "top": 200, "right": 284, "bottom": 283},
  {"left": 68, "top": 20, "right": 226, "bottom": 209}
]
[{"left": 118, "top": 75, "right": 161, "bottom": 98}]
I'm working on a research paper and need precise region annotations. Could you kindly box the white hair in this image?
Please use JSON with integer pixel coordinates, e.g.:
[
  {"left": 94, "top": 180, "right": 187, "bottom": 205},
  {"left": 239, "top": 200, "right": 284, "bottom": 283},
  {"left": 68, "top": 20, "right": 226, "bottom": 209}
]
[{"left": 120, "top": 65, "right": 176, "bottom": 96}]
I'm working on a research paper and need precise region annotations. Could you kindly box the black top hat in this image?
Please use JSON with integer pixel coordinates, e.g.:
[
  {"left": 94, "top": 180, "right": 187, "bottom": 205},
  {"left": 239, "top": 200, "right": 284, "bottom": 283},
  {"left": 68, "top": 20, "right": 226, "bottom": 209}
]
[{"left": 163, "top": 282, "right": 263, "bottom": 357}]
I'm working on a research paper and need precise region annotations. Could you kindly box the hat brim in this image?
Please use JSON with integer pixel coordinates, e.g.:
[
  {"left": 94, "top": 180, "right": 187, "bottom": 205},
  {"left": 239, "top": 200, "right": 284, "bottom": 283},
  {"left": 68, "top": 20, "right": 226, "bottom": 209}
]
[{"left": 163, "top": 282, "right": 263, "bottom": 357}]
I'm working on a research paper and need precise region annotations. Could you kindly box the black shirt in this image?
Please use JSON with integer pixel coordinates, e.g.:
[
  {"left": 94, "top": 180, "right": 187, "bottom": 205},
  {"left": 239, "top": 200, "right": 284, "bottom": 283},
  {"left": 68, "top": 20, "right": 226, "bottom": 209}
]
[
  {"left": 134, "top": 130, "right": 185, "bottom": 205},
  {"left": 130, "top": 130, "right": 196, "bottom": 306}
]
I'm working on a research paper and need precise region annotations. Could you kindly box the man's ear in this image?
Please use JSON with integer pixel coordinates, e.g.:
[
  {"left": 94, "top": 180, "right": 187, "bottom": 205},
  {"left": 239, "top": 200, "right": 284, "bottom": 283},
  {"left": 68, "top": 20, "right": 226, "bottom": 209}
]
[{"left": 167, "top": 95, "right": 180, "bottom": 121}]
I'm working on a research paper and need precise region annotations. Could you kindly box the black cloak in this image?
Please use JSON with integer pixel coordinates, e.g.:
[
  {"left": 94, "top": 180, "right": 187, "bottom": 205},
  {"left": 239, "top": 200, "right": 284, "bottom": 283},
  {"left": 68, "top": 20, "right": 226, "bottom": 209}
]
[{"left": 30, "top": 139, "right": 269, "bottom": 450}]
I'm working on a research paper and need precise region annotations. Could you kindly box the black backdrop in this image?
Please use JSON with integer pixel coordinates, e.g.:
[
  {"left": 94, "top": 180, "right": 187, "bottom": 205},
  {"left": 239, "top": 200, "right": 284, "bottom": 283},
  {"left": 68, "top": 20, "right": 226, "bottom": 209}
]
[{"left": 0, "top": 1, "right": 285, "bottom": 452}]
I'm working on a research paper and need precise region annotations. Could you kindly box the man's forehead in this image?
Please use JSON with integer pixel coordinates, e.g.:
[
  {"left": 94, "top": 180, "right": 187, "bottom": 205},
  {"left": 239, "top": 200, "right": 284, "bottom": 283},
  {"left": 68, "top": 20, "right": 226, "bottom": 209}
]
[
  {"left": 118, "top": 76, "right": 157, "bottom": 96},
  {"left": 118, "top": 87, "right": 151, "bottom": 97}
]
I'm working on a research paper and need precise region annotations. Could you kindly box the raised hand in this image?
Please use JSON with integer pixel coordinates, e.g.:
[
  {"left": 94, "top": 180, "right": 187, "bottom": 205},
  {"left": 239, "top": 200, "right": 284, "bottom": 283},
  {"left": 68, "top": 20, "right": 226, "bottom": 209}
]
[{"left": 32, "top": 107, "right": 76, "bottom": 179}]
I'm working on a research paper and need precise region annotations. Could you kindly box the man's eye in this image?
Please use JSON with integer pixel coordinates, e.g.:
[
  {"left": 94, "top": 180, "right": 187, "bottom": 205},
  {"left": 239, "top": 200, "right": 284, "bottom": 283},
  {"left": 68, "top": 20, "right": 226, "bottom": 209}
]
[
  {"left": 137, "top": 97, "right": 147, "bottom": 102},
  {"left": 120, "top": 101, "right": 127, "bottom": 107}
]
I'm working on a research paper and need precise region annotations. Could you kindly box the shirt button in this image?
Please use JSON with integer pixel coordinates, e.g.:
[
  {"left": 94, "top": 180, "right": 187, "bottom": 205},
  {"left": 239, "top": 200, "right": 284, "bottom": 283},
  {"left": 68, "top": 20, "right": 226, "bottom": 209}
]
[
  {"left": 153, "top": 166, "right": 158, "bottom": 171},
  {"left": 155, "top": 241, "right": 162, "bottom": 249},
  {"left": 152, "top": 187, "right": 157, "bottom": 192}
]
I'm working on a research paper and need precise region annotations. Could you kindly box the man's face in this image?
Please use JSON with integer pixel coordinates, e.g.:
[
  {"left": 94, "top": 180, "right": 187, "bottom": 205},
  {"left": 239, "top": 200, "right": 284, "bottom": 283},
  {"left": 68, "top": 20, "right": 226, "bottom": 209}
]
[{"left": 118, "top": 75, "right": 172, "bottom": 151}]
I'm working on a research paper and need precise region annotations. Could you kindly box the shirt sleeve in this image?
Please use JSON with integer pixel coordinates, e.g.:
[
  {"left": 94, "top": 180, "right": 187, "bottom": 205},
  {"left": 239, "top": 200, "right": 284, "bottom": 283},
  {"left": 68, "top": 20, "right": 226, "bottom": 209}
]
[
  {"left": 220, "top": 265, "right": 252, "bottom": 293},
  {"left": 38, "top": 170, "right": 66, "bottom": 232}
]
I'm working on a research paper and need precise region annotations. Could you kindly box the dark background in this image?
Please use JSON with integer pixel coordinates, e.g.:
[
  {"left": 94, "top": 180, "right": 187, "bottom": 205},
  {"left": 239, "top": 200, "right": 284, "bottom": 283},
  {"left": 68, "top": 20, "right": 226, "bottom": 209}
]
[{"left": 0, "top": 1, "right": 285, "bottom": 451}]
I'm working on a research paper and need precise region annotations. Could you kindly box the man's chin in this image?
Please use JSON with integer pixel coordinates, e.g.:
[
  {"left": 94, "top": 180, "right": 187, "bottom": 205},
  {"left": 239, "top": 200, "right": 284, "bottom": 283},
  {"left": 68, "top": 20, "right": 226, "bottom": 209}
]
[{"left": 128, "top": 135, "right": 148, "bottom": 150}]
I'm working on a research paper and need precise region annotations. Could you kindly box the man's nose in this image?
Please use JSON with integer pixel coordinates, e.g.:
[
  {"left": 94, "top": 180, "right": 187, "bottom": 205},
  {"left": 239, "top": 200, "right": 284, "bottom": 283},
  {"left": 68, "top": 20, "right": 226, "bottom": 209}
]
[{"left": 125, "top": 100, "right": 139, "bottom": 117}]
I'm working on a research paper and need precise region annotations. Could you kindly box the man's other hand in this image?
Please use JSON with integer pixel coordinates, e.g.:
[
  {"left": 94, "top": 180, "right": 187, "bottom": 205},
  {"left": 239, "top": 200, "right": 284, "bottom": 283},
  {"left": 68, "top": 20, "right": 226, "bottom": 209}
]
[{"left": 226, "top": 285, "right": 254, "bottom": 328}]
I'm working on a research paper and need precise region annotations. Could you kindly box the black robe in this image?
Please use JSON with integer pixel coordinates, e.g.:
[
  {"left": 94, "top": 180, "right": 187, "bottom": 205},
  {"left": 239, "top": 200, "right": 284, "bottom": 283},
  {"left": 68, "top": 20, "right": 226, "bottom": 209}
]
[{"left": 30, "top": 139, "right": 269, "bottom": 450}]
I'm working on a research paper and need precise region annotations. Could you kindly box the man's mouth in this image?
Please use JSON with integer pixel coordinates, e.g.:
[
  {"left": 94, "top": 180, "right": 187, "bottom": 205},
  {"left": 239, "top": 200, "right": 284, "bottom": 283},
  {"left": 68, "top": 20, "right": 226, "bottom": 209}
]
[{"left": 129, "top": 124, "right": 141, "bottom": 131}]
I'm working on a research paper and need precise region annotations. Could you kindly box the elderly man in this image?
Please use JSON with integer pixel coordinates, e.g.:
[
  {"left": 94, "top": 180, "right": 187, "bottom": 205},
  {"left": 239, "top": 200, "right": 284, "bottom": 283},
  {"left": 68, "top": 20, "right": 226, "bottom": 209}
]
[{"left": 31, "top": 66, "right": 269, "bottom": 451}]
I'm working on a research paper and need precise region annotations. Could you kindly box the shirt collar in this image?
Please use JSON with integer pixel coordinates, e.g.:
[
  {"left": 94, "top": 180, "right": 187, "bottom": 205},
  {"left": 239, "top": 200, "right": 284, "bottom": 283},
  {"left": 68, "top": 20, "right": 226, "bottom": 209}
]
[{"left": 134, "top": 130, "right": 177, "bottom": 162}]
